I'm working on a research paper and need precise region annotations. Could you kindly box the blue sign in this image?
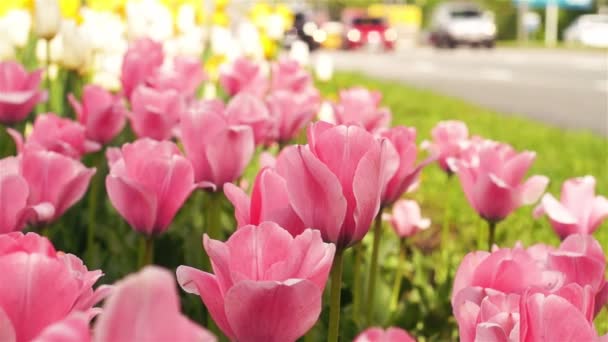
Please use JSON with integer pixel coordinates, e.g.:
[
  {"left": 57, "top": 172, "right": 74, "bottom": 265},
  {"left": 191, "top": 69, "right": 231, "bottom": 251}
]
[{"left": 512, "top": 0, "right": 593, "bottom": 9}]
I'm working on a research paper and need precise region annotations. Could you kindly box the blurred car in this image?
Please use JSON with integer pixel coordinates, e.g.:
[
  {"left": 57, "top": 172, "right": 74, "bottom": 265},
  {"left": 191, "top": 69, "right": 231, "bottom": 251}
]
[
  {"left": 429, "top": 2, "right": 496, "bottom": 48},
  {"left": 344, "top": 17, "right": 397, "bottom": 51},
  {"left": 317, "top": 21, "right": 344, "bottom": 49},
  {"left": 564, "top": 14, "right": 608, "bottom": 48}
]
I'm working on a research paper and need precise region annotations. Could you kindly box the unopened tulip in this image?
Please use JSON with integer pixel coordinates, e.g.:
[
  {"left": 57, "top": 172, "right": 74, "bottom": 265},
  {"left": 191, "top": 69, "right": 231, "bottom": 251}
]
[
  {"left": 33, "top": 0, "right": 61, "bottom": 40},
  {"left": 121, "top": 38, "right": 164, "bottom": 99},
  {"left": 266, "top": 89, "right": 320, "bottom": 144},
  {"left": 0, "top": 232, "right": 109, "bottom": 341},
  {"left": 385, "top": 199, "right": 430, "bottom": 238},
  {"left": 225, "top": 93, "right": 273, "bottom": 145},
  {"left": 381, "top": 126, "right": 433, "bottom": 205},
  {"left": 275, "top": 122, "right": 398, "bottom": 249},
  {"left": 129, "top": 85, "right": 183, "bottom": 140},
  {"left": 0, "top": 61, "right": 46, "bottom": 125},
  {"left": 180, "top": 100, "right": 254, "bottom": 189},
  {"left": 270, "top": 58, "right": 313, "bottom": 93},
  {"left": 105, "top": 139, "right": 195, "bottom": 235},
  {"left": 177, "top": 222, "right": 335, "bottom": 342},
  {"left": 8, "top": 113, "right": 101, "bottom": 159},
  {"left": 534, "top": 176, "right": 608, "bottom": 239},
  {"left": 224, "top": 167, "right": 305, "bottom": 236},
  {"left": 423, "top": 120, "right": 469, "bottom": 174},
  {"left": 0, "top": 157, "right": 28, "bottom": 233},
  {"left": 332, "top": 87, "right": 391, "bottom": 134},
  {"left": 94, "top": 266, "right": 215, "bottom": 342},
  {"left": 450, "top": 141, "right": 548, "bottom": 224},
  {"left": 353, "top": 327, "right": 416, "bottom": 342},
  {"left": 68, "top": 85, "right": 127, "bottom": 144},
  {"left": 219, "top": 57, "right": 268, "bottom": 97}
]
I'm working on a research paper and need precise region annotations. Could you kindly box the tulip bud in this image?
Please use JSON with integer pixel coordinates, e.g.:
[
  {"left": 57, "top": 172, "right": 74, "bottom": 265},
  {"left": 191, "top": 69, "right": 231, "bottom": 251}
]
[
  {"left": 34, "top": 0, "right": 62, "bottom": 41},
  {"left": 60, "top": 22, "right": 91, "bottom": 72}
]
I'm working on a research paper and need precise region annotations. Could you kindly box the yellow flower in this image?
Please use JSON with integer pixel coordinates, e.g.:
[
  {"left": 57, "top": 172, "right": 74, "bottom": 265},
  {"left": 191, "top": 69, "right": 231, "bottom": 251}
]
[
  {"left": 59, "top": 0, "right": 80, "bottom": 20},
  {"left": 0, "top": 0, "right": 31, "bottom": 16},
  {"left": 85, "top": 0, "right": 125, "bottom": 14},
  {"left": 204, "top": 54, "right": 226, "bottom": 82}
]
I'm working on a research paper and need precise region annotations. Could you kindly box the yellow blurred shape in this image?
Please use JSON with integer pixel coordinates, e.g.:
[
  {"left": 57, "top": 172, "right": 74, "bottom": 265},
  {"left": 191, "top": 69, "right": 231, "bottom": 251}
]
[
  {"left": 0, "top": 0, "right": 31, "bottom": 16},
  {"left": 59, "top": 0, "right": 81, "bottom": 20},
  {"left": 86, "top": 0, "right": 125, "bottom": 14},
  {"left": 204, "top": 53, "right": 226, "bottom": 82},
  {"left": 367, "top": 4, "right": 421, "bottom": 28}
]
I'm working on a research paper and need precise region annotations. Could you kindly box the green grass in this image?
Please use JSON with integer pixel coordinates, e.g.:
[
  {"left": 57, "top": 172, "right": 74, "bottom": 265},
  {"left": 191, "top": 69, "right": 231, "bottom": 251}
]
[{"left": 316, "top": 72, "right": 608, "bottom": 339}]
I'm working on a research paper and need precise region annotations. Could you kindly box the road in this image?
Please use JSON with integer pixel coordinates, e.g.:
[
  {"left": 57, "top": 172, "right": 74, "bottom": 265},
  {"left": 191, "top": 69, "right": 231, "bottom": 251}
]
[{"left": 324, "top": 47, "right": 608, "bottom": 136}]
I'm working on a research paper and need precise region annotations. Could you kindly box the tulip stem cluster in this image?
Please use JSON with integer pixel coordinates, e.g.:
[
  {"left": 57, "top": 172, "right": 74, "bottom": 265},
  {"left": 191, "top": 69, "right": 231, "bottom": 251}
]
[
  {"left": 352, "top": 243, "right": 364, "bottom": 322},
  {"left": 389, "top": 238, "right": 407, "bottom": 314},
  {"left": 327, "top": 248, "right": 344, "bottom": 342},
  {"left": 86, "top": 152, "right": 103, "bottom": 264},
  {"left": 366, "top": 211, "right": 384, "bottom": 324},
  {"left": 44, "top": 39, "right": 51, "bottom": 112}
]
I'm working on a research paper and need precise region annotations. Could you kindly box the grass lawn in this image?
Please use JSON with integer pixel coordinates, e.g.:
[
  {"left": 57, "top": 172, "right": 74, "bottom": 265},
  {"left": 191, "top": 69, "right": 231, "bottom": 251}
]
[{"left": 316, "top": 72, "right": 608, "bottom": 340}]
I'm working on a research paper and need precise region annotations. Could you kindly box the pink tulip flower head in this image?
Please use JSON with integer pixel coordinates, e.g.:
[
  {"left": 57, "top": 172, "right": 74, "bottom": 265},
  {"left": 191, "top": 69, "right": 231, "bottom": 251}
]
[
  {"left": 332, "top": 87, "right": 391, "bottom": 134},
  {"left": 384, "top": 199, "right": 431, "bottom": 238},
  {"left": 68, "top": 85, "right": 127, "bottom": 144},
  {"left": 106, "top": 139, "right": 195, "bottom": 235},
  {"left": 0, "top": 232, "right": 110, "bottom": 342},
  {"left": 31, "top": 312, "right": 92, "bottom": 342},
  {"left": 8, "top": 113, "right": 101, "bottom": 159},
  {"left": 219, "top": 57, "right": 268, "bottom": 98},
  {"left": 449, "top": 141, "right": 549, "bottom": 223},
  {"left": 0, "top": 61, "right": 46, "bottom": 125},
  {"left": 422, "top": 120, "right": 469, "bottom": 174},
  {"left": 105, "top": 139, "right": 195, "bottom": 235},
  {"left": 266, "top": 89, "right": 321, "bottom": 144},
  {"left": 129, "top": 85, "right": 183, "bottom": 140},
  {"left": 147, "top": 56, "right": 206, "bottom": 101},
  {"left": 224, "top": 93, "right": 273, "bottom": 145},
  {"left": 275, "top": 122, "right": 398, "bottom": 249},
  {"left": 224, "top": 167, "right": 305, "bottom": 237},
  {"left": 381, "top": 126, "right": 434, "bottom": 205},
  {"left": 121, "top": 38, "right": 164, "bottom": 99},
  {"left": 270, "top": 58, "right": 313, "bottom": 93},
  {"left": 94, "top": 266, "right": 215, "bottom": 342},
  {"left": 4, "top": 149, "right": 96, "bottom": 226},
  {"left": 177, "top": 222, "right": 335, "bottom": 342},
  {"left": 180, "top": 100, "right": 254, "bottom": 189},
  {"left": 353, "top": 327, "right": 416, "bottom": 342},
  {"left": 534, "top": 176, "right": 608, "bottom": 239}
]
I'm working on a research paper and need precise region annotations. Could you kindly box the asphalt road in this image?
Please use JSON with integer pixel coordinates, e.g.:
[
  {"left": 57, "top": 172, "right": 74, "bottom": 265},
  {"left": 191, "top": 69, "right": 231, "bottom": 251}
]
[{"left": 324, "top": 47, "right": 608, "bottom": 136}]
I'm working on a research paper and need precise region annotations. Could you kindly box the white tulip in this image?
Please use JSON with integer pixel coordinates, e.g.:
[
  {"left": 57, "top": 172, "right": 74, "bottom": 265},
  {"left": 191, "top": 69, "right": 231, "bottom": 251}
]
[
  {"left": 0, "top": 38, "right": 15, "bottom": 61},
  {"left": 35, "top": 34, "right": 63, "bottom": 64},
  {"left": 314, "top": 53, "right": 334, "bottom": 82},
  {"left": 126, "top": 0, "right": 173, "bottom": 42},
  {"left": 317, "top": 101, "right": 336, "bottom": 123},
  {"left": 289, "top": 40, "right": 310, "bottom": 66},
  {"left": 0, "top": 10, "right": 32, "bottom": 48},
  {"left": 60, "top": 21, "right": 92, "bottom": 71},
  {"left": 176, "top": 4, "right": 196, "bottom": 34},
  {"left": 80, "top": 8, "right": 126, "bottom": 54},
  {"left": 34, "top": 0, "right": 61, "bottom": 40}
]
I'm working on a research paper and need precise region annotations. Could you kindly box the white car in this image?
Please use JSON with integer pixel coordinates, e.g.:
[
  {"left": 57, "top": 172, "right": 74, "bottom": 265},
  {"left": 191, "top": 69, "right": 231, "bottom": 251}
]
[
  {"left": 429, "top": 2, "right": 496, "bottom": 48},
  {"left": 564, "top": 14, "right": 608, "bottom": 48}
]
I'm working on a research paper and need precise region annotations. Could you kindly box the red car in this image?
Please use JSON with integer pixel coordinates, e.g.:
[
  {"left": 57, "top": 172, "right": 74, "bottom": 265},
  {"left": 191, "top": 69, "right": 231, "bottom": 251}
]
[{"left": 344, "top": 17, "right": 396, "bottom": 51}]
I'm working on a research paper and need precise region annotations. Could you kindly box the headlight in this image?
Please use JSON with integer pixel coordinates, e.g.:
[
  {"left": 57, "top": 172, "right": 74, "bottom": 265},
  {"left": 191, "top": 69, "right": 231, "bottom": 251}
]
[
  {"left": 347, "top": 29, "right": 361, "bottom": 42},
  {"left": 484, "top": 23, "right": 496, "bottom": 36},
  {"left": 384, "top": 28, "right": 397, "bottom": 42},
  {"left": 303, "top": 22, "right": 317, "bottom": 36},
  {"left": 313, "top": 30, "right": 327, "bottom": 43}
]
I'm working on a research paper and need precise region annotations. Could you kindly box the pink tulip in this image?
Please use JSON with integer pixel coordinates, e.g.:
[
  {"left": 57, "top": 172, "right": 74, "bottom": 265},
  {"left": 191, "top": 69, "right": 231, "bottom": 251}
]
[
  {"left": 68, "top": 85, "right": 127, "bottom": 144},
  {"left": 534, "top": 176, "right": 608, "bottom": 239},
  {"left": 121, "top": 38, "right": 164, "bottom": 99},
  {"left": 31, "top": 313, "right": 91, "bottom": 342},
  {"left": 332, "top": 87, "right": 391, "bottom": 134},
  {"left": 450, "top": 141, "right": 549, "bottom": 223},
  {"left": 270, "top": 58, "right": 313, "bottom": 93},
  {"left": 353, "top": 327, "right": 416, "bottom": 342},
  {"left": 177, "top": 222, "right": 335, "bottom": 342},
  {"left": 275, "top": 122, "right": 398, "bottom": 248},
  {"left": 384, "top": 199, "right": 431, "bottom": 238},
  {"left": 147, "top": 56, "right": 206, "bottom": 100},
  {"left": 0, "top": 232, "right": 109, "bottom": 342},
  {"left": 8, "top": 113, "right": 101, "bottom": 159},
  {"left": 105, "top": 138, "right": 195, "bottom": 235},
  {"left": 219, "top": 57, "right": 268, "bottom": 97},
  {"left": 94, "top": 266, "right": 215, "bottom": 342},
  {"left": 266, "top": 89, "right": 320, "bottom": 143},
  {"left": 423, "top": 120, "right": 469, "bottom": 174},
  {"left": 180, "top": 100, "right": 254, "bottom": 189},
  {"left": 0, "top": 157, "right": 29, "bottom": 233},
  {"left": 0, "top": 61, "right": 46, "bottom": 125},
  {"left": 129, "top": 85, "right": 183, "bottom": 140},
  {"left": 225, "top": 93, "right": 273, "bottom": 145},
  {"left": 10, "top": 149, "right": 96, "bottom": 225},
  {"left": 224, "top": 167, "right": 305, "bottom": 236},
  {"left": 381, "top": 126, "right": 434, "bottom": 205}
]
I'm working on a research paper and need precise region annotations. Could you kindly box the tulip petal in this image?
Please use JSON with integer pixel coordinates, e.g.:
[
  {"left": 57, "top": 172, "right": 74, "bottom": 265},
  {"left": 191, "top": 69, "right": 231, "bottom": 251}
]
[
  {"left": 67, "top": 94, "right": 83, "bottom": 123},
  {"left": 536, "top": 194, "right": 578, "bottom": 224},
  {"left": 0, "top": 174, "right": 29, "bottom": 233},
  {"left": 224, "top": 279, "right": 322, "bottom": 342},
  {"left": 176, "top": 266, "right": 235, "bottom": 340},
  {"left": 501, "top": 151, "right": 535, "bottom": 186},
  {"left": 203, "top": 235, "right": 233, "bottom": 294},
  {"left": 224, "top": 183, "right": 251, "bottom": 227},
  {"left": 55, "top": 168, "right": 96, "bottom": 219},
  {"left": 206, "top": 126, "right": 254, "bottom": 186},
  {"left": 106, "top": 175, "right": 157, "bottom": 233},
  {"left": 475, "top": 322, "right": 509, "bottom": 342},
  {"left": 589, "top": 196, "right": 608, "bottom": 233},
  {"left": 518, "top": 175, "right": 549, "bottom": 206},
  {"left": 32, "top": 312, "right": 91, "bottom": 342},
  {"left": 0, "top": 307, "right": 16, "bottom": 342},
  {"left": 153, "top": 156, "right": 195, "bottom": 231}
]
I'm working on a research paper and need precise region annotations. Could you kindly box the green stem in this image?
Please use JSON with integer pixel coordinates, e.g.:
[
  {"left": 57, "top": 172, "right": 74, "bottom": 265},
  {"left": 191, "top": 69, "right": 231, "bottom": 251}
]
[
  {"left": 488, "top": 221, "right": 497, "bottom": 251},
  {"left": 39, "top": 225, "right": 50, "bottom": 238},
  {"left": 45, "top": 39, "right": 51, "bottom": 113},
  {"left": 85, "top": 153, "right": 102, "bottom": 266},
  {"left": 442, "top": 176, "right": 452, "bottom": 248},
  {"left": 205, "top": 192, "right": 222, "bottom": 240},
  {"left": 351, "top": 243, "right": 363, "bottom": 322},
  {"left": 365, "top": 211, "right": 383, "bottom": 324},
  {"left": 139, "top": 235, "right": 154, "bottom": 267},
  {"left": 327, "top": 248, "right": 344, "bottom": 342},
  {"left": 389, "top": 238, "right": 406, "bottom": 313}
]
